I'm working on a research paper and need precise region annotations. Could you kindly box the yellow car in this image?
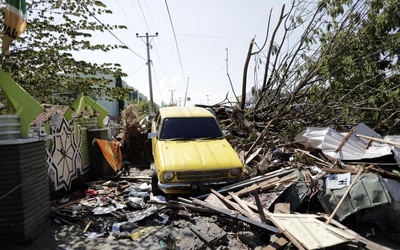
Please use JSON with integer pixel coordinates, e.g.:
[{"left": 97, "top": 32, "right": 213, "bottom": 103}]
[{"left": 148, "top": 106, "right": 244, "bottom": 195}]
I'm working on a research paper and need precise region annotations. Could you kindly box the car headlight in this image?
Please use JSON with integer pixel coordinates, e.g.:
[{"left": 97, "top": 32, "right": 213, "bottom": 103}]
[
  {"left": 163, "top": 171, "right": 175, "bottom": 181},
  {"left": 230, "top": 167, "right": 242, "bottom": 177}
]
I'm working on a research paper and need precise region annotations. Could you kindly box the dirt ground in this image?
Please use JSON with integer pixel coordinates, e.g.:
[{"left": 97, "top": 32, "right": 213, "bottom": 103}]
[
  {"left": 3, "top": 222, "right": 174, "bottom": 250},
  {"left": 4, "top": 206, "right": 400, "bottom": 250}
]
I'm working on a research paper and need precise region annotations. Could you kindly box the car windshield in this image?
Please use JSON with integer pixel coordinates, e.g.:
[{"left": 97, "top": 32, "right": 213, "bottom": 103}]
[{"left": 159, "top": 117, "right": 223, "bottom": 140}]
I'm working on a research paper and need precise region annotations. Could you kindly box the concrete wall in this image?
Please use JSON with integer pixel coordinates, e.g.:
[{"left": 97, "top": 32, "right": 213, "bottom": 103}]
[{"left": 0, "top": 140, "right": 50, "bottom": 243}]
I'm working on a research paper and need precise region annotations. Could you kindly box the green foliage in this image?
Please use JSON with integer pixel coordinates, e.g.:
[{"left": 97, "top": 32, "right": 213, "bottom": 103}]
[
  {"left": 0, "top": 0, "right": 131, "bottom": 106},
  {"left": 131, "top": 99, "right": 159, "bottom": 120},
  {"left": 306, "top": 0, "right": 400, "bottom": 134},
  {"left": 290, "top": 152, "right": 314, "bottom": 166},
  {"left": 281, "top": 122, "right": 304, "bottom": 141}
]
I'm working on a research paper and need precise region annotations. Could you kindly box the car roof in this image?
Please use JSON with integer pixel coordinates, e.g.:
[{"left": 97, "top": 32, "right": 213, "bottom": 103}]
[{"left": 159, "top": 106, "right": 214, "bottom": 118}]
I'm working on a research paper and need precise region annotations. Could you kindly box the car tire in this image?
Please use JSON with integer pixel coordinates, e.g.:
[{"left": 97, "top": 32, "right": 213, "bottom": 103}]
[{"left": 151, "top": 171, "right": 163, "bottom": 195}]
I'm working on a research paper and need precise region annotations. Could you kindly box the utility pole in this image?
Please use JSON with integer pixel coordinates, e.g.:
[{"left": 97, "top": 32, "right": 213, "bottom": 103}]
[
  {"left": 184, "top": 77, "right": 189, "bottom": 106},
  {"left": 136, "top": 32, "right": 158, "bottom": 114},
  {"left": 169, "top": 89, "right": 176, "bottom": 106}
]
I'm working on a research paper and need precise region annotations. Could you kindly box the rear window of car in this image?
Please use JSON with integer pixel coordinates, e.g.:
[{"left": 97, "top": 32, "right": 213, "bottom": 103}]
[{"left": 159, "top": 117, "right": 223, "bottom": 140}]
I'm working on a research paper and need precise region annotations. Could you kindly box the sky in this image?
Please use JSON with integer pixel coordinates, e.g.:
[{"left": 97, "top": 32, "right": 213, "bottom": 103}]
[{"left": 72, "top": 0, "right": 297, "bottom": 107}]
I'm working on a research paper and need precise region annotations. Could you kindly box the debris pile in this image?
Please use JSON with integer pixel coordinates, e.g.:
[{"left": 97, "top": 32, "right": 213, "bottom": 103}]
[
  {"left": 50, "top": 159, "right": 399, "bottom": 248},
  {"left": 48, "top": 105, "right": 400, "bottom": 249},
  {"left": 118, "top": 104, "right": 152, "bottom": 166}
]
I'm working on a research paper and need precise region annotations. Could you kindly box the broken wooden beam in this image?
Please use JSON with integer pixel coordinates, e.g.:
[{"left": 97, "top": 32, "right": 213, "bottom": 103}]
[
  {"left": 326, "top": 167, "right": 363, "bottom": 224},
  {"left": 225, "top": 177, "right": 279, "bottom": 199},
  {"left": 262, "top": 236, "right": 289, "bottom": 250},
  {"left": 321, "top": 167, "right": 358, "bottom": 174},
  {"left": 335, "top": 126, "right": 356, "bottom": 154},
  {"left": 211, "top": 189, "right": 259, "bottom": 221},
  {"left": 229, "top": 191, "right": 259, "bottom": 220},
  {"left": 226, "top": 175, "right": 298, "bottom": 200},
  {"left": 191, "top": 198, "right": 279, "bottom": 234},
  {"left": 195, "top": 167, "right": 295, "bottom": 200},
  {"left": 252, "top": 190, "right": 267, "bottom": 223},
  {"left": 356, "top": 134, "right": 400, "bottom": 146}
]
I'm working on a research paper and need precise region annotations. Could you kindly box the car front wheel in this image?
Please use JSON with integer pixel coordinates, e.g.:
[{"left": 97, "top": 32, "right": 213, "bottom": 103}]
[{"left": 151, "top": 171, "right": 163, "bottom": 195}]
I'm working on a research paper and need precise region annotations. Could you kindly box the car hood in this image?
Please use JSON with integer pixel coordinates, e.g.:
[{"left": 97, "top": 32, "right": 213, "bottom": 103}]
[{"left": 157, "top": 139, "right": 242, "bottom": 171}]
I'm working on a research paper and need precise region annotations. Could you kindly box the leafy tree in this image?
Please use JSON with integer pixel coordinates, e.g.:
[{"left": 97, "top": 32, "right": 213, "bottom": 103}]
[
  {"left": 131, "top": 99, "right": 159, "bottom": 120},
  {"left": 246, "top": 0, "right": 400, "bottom": 137},
  {"left": 0, "top": 0, "right": 133, "bottom": 109},
  {"left": 311, "top": 0, "right": 400, "bottom": 133}
]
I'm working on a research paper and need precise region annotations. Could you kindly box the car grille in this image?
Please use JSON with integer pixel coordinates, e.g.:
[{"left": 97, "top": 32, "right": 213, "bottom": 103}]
[{"left": 176, "top": 169, "right": 229, "bottom": 182}]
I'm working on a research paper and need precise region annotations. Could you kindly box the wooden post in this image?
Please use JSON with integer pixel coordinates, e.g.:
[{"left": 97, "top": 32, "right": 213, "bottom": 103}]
[
  {"left": 326, "top": 167, "right": 363, "bottom": 224},
  {"left": 335, "top": 126, "right": 356, "bottom": 154},
  {"left": 356, "top": 134, "right": 400, "bottom": 146}
]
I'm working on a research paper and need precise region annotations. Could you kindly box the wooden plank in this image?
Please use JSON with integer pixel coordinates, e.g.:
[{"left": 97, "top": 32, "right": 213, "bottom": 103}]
[
  {"left": 262, "top": 236, "right": 289, "bottom": 250},
  {"left": 260, "top": 175, "right": 297, "bottom": 192},
  {"left": 321, "top": 168, "right": 358, "bottom": 174},
  {"left": 273, "top": 203, "right": 290, "bottom": 214},
  {"left": 326, "top": 168, "right": 363, "bottom": 224},
  {"left": 277, "top": 229, "right": 304, "bottom": 250},
  {"left": 229, "top": 192, "right": 259, "bottom": 221},
  {"left": 227, "top": 175, "right": 297, "bottom": 200},
  {"left": 195, "top": 167, "right": 295, "bottom": 200},
  {"left": 252, "top": 190, "right": 267, "bottom": 223},
  {"left": 269, "top": 214, "right": 357, "bottom": 249},
  {"left": 320, "top": 215, "right": 393, "bottom": 250},
  {"left": 243, "top": 200, "right": 271, "bottom": 221},
  {"left": 204, "top": 193, "right": 229, "bottom": 210},
  {"left": 204, "top": 193, "right": 229, "bottom": 209},
  {"left": 356, "top": 134, "right": 400, "bottom": 146},
  {"left": 211, "top": 190, "right": 257, "bottom": 221},
  {"left": 225, "top": 177, "right": 279, "bottom": 199},
  {"left": 191, "top": 198, "right": 279, "bottom": 234},
  {"left": 335, "top": 126, "right": 356, "bottom": 153}
]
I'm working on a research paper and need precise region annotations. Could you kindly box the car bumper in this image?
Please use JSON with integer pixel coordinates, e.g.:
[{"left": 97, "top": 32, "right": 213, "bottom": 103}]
[{"left": 158, "top": 180, "right": 237, "bottom": 194}]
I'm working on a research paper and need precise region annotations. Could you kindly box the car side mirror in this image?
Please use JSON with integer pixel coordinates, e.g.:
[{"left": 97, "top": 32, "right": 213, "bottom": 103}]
[
  {"left": 222, "top": 130, "right": 229, "bottom": 136},
  {"left": 148, "top": 132, "right": 157, "bottom": 139}
]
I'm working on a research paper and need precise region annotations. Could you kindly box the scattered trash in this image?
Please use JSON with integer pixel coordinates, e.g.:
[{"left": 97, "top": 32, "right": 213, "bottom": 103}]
[{"left": 46, "top": 120, "right": 400, "bottom": 249}]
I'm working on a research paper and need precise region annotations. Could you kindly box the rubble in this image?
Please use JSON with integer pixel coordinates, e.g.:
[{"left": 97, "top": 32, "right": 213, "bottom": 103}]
[
  {"left": 13, "top": 106, "right": 400, "bottom": 249},
  {"left": 45, "top": 162, "right": 398, "bottom": 249}
]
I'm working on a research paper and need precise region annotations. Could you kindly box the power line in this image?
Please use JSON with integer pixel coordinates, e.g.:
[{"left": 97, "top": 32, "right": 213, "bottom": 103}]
[
  {"left": 176, "top": 34, "right": 251, "bottom": 40},
  {"left": 125, "top": 0, "right": 170, "bottom": 93},
  {"left": 129, "top": 0, "right": 147, "bottom": 31},
  {"left": 116, "top": 0, "right": 137, "bottom": 34},
  {"left": 142, "top": 0, "right": 170, "bottom": 89},
  {"left": 137, "top": 0, "right": 151, "bottom": 32},
  {"left": 164, "top": 0, "right": 186, "bottom": 82},
  {"left": 84, "top": 5, "right": 146, "bottom": 61},
  {"left": 144, "top": 0, "right": 158, "bottom": 33},
  {"left": 128, "top": 63, "right": 147, "bottom": 76}
]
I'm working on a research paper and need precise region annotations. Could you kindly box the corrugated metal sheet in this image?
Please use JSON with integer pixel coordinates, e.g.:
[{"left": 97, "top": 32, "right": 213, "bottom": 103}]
[
  {"left": 0, "top": 141, "right": 50, "bottom": 243},
  {"left": 383, "top": 135, "right": 400, "bottom": 164},
  {"left": 318, "top": 173, "right": 392, "bottom": 222},
  {"left": 295, "top": 123, "right": 392, "bottom": 160}
]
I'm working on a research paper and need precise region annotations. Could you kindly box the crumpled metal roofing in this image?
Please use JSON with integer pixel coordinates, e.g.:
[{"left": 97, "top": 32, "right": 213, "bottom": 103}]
[{"left": 294, "top": 123, "right": 396, "bottom": 161}]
